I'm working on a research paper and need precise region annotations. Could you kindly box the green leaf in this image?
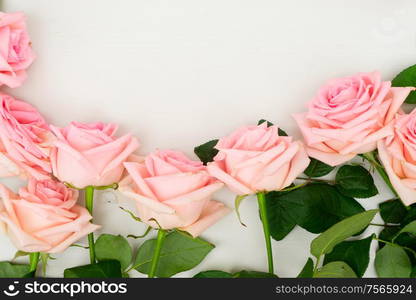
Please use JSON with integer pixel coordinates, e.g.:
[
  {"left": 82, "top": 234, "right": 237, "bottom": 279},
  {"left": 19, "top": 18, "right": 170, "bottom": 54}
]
[
  {"left": 265, "top": 183, "right": 365, "bottom": 240},
  {"left": 380, "top": 199, "right": 407, "bottom": 224},
  {"left": 402, "top": 206, "right": 416, "bottom": 226},
  {"left": 95, "top": 234, "right": 132, "bottom": 270},
  {"left": 0, "top": 262, "right": 32, "bottom": 278},
  {"left": 194, "top": 270, "right": 233, "bottom": 278},
  {"left": 314, "top": 261, "right": 357, "bottom": 278},
  {"left": 64, "top": 260, "right": 122, "bottom": 278},
  {"left": 295, "top": 183, "right": 365, "bottom": 234},
  {"left": 134, "top": 231, "right": 214, "bottom": 277},
  {"left": 235, "top": 195, "right": 248, "bottom": 227},
  {"left": 257, "top": 119, "right": 287, "bottom": 136},
  {"left": 297, "top": 258, "right": 314, "bottom": 278},
  {"left": 323, "top": 235, "right": 373, "bottom": 277},
  {"left": 258, "top": 119, "right": 274, "bottom": 127},
  {"left": 127, "top": 226, "right": 153, "bottom": 239},
  {"left": 335, "top": 165, "right": 378, "bottom": 198},
  {"left": 393, "top": 221, "right": 416, "bottom": 242},
  {"left": 12, "top": 251, "right": 29, "bottom": 260},
  {"left": 264, "top": 191, "right": 301, "bottom": 241},
  {"left": 411, "top": 266, "right": 416, "bottom": 278},
  {"left": 375, "top": 244, "right": 412, "bottom": 278},
  {"left": 378, "top": 227, "right": 401, "bottom": 249},
  {"left": 278, "top": 128, "right": 288, "bottom": 136},
  {"left": 233, "top": 270, "right": 277, "bottom": 278},
  {"left": 194, "top": 140, "right": 219, "bottom": 165},
  {"left": 396, "top": 236, "right": 416, "bottom": 260},
  {"left": 311, "top": 209, "right": 378, "bottom": 258},
  {"left": 391, "top": 64, "right": 416, "bottom": 104},
  {"left": 304, "top": 158, "right": 335, "bottom": 178},
  {"left": 40, "top": 253, "right": 50, "bottom": 277},
  {"left": 70, "top": 243, "right": 89, "bottom": 249},
  {"left": 119, "top": 206, "right": 142, "bottom": 222}
]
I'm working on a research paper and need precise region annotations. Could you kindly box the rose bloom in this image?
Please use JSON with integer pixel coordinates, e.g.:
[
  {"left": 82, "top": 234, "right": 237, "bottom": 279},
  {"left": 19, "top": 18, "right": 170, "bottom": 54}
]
[
  {"left": 206, "top": 122, "right": 310, "bottom": 195},
  {"left": 0, "top": 93, "right": 53, "bottom": 180},
  {"left": 119, "top": 150, "right": 230, "bottom": 237},
  {"left": 0, "top": 12, "right": 35, "bottom": 88},
  {"left": 293, "top": 71, "right": 414, "bottom": 166},
  {"left": 0, "top": 179, "right": 99, "bottom": 253},
  {"left": 51, "top": 121, "right": 139, "bottom": 188},
  {"left": 378, "top": 109, "right": 416, "bottom": 206}
]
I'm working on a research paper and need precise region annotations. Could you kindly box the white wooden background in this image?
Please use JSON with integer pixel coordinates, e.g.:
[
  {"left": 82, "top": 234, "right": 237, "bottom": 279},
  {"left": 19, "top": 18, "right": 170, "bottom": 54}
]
[{"left": 1, "top": 0, "right": 415, "bottom": 277}]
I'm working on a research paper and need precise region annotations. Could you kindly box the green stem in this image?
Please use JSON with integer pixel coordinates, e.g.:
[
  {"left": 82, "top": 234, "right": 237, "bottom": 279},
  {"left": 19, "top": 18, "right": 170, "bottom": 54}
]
[
  {"left": 374, "top": 164, "right": 397, "bottom": 196},
  {"left": 296, "top": 177, "right": 335, "bottom": 184},
  {"left": 313, "top": 255, "right": 321, "bottom": 276},
  {"left": 148, "top": 229, "right": 166, "bottom": 278},
  {"left": 29, "top": 252, "right": 40, "bottom": 274},
  {"left": 369, "top": 223, "right": 399, "bottom": 228},
  {"left": 281, "top": 182, "right": 308, "bottom": 192},
  {"left": 85, "top": 186, "right": 96, "bottom": 264},
  {"left": 374, "top": 237, "right": 416, "bottom": 257},
  {"left": 257, "top": 192, "right": 274, "bottom": 274},
  {"left": 94, "top": 183, "right": 119, "bottom": 190},
  {"left": 65, "top": 182, "right": 118, "bottom": 190}
]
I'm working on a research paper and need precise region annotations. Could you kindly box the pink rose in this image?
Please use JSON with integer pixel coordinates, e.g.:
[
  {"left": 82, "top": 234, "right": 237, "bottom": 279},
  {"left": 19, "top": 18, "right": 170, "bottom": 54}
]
[
  {"left": 293, "top": 71, "right": 414, "bottom": 166},
  {"left": 0, "top": 179, "right": 99, "bottom": 253},
  {"left": 0, "top": 93, "right": 53, "bottom": 180},
  {"left": 0, "top": 12, "right": 35, "bottom": 88},
  {"left": 378, "top": 109, "right": 416, "bottom": 206},
  {"left": 50, "top": 121, "right": 139, "bottom": 188},
  {"left": 206, "top": 123, "right": 310, "bottom": 195},
  {"left": 119, "top": 150, "right": 230, "bottom": 237}
]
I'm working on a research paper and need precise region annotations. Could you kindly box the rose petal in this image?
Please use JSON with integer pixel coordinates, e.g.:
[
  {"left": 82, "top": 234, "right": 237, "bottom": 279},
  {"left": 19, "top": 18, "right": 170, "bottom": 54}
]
[
  {"left": 207, "top": 161, "right": 253, "bottom": 195},
  {"left": 163, "top": 182, "right": 224, "bottom": 206},
  {"left": 307, "top": 145, "right": 356, "bottom": 166},
  {"left": 378, "top": 140, "right": 416, "bottom": 206},
  {"left": 118, "top": 176, "right": 175, "bottom": 214},
  {"left": 180, "top": 200, "right": 231, "bottom": 237}
]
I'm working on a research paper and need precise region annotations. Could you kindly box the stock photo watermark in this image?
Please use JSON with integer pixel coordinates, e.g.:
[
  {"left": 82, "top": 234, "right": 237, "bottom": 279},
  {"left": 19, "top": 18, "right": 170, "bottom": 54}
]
[{"left": 2, "top": 281, "right": 127, "bottom": 297}]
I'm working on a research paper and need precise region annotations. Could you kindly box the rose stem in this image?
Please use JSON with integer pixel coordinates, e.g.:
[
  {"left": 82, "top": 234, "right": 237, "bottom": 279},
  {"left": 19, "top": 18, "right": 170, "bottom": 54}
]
[
  {"left": 257, "top": 192, "right": 274, "bottom": 274},
  {"left": 29, "top": 252, "right": 40, "bottom": 274},
  {"left": 85, "top": 186, "right": 96, "bottom": 264},
  {"left": 296, "top": 177, "right": 335, "bottom": 184},
  {"left": 148, "top": 229, "right": 166, "bottom": 278}
]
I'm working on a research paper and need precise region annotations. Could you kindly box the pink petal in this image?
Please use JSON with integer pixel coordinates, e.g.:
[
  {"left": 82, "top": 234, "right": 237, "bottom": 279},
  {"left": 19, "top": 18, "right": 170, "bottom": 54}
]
[
  {"left": 282, "top": 142, "right": 310, "bottom": 187},
  {"left": 145, "top": 172, "right": 211, "bottom": 202},
  {"left": 118, "top": 176, "right": 175, "bottom": 214},
  {"left": 180, "top": 201, "right": 231, "bottom": 237},
  {"left": 163, "top": 182, "right": 224, "bottom": 206},
  {"left": 307, "top": 146, "right": 355, "bottom": 167},
  {"left": 378, "top": 140, "right": 416, "bottom": 205},
  {"left": 384, "top": 87, "right": 415, "bottom": 123},
  {"left": 207, "top": 161, "right": 253, "bottom": 195},
  {"left": 123, "top": 162, "right": 156, "bottom": 199}
]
